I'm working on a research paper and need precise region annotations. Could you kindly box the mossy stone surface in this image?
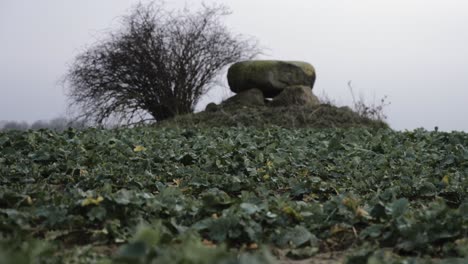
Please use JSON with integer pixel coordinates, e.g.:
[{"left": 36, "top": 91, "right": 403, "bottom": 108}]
[
  {"left": 227, "top": 60, "right": 316, "bottom": 98},
  {"left": 222, "top": 88, "right": 265, "bottom": 107},
  {"left": 270, "top": 85, "right": 320, "bottom": 107}
]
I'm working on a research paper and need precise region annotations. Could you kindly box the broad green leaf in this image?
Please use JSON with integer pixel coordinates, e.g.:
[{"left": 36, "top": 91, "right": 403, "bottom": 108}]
[{"left": 387, "top": 198, "right": 409, "bottom": 218}]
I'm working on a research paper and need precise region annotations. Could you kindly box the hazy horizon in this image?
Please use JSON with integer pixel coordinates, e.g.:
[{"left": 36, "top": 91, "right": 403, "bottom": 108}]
[{"left": 1, "top": 0, "right": 468, "bottom": 131}]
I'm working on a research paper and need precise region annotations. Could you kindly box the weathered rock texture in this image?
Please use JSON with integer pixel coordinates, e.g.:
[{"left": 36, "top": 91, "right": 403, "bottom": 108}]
[
  {"left": 223, "top": 88, "right": 265, "bottom": 107},
  {"left": 270, "top": 85, "right": 320, "bottom": 107},
  {"left": 227, "top": 60, "right": 316, "bottom": 98}
]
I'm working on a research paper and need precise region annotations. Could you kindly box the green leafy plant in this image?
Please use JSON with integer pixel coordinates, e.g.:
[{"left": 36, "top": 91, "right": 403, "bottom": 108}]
[{"left": 1, "top": 127, "right": 467, "bottom": 263}]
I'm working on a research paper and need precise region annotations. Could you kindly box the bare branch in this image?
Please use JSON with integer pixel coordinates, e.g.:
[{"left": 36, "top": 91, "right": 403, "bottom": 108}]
[{"left": 64, "top": 1, "right": 259, "bottom": 126}]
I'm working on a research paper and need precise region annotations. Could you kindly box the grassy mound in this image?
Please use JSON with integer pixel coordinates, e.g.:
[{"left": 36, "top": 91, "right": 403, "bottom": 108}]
[{"left": 160, "top": 103, "right": 389, "bottom": 129}]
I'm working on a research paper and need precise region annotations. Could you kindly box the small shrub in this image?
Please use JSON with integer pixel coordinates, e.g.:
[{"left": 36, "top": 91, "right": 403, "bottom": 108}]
[{"left": 348, "top": 81, "right": 390, "bottom": 121}]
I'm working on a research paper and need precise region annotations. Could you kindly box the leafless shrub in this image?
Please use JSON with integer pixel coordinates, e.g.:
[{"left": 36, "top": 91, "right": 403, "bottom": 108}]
[
  {"left": 2, "top": 121, "right": 29, "bottom": 131},
  {"left": 348, "top": 81, "right": 390, "bottom": 121},
  {"left": 64, "top": 1, "right": 259, "bottom": 126}
]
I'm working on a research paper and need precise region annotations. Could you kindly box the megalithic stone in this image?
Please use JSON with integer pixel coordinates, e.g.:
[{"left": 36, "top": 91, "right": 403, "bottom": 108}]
[{"left": 227, "top": 60, "right": 316, "bottom": 98}]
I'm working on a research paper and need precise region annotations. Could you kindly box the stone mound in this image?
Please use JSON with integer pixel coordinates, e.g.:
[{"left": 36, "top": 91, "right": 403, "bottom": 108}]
[{"left": 169, "top": 61, "right": 388, "bottom": 129}]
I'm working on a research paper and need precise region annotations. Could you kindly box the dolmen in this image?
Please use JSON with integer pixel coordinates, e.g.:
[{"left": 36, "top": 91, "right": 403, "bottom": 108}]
[{"left": 218, "top": 60, "right": 320, "bottom": 108}]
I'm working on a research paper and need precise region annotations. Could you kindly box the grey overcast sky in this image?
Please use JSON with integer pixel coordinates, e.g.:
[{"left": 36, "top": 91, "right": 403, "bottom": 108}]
[{"left": 1, "top": 0, "right": 468, "bottom": 131}]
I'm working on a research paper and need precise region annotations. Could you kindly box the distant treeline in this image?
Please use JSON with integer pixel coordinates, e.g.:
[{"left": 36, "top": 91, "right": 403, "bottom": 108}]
[{"left": 0, "top": 117, "right": 86, "bottom": 132}]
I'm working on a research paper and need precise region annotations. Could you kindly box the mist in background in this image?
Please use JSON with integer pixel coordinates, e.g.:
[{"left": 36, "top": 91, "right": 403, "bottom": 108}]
[{"left": 1, "top": 0, "right": 467, "bottom": 131}]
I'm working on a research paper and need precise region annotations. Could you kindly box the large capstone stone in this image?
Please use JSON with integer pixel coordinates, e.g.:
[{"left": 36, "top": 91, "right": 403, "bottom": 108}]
[
  {"left": 227, "top": 60, "right": 316, "bottom": 98},
  {"left": 270, "top": 85, "right": 320, "bottom": 107}
]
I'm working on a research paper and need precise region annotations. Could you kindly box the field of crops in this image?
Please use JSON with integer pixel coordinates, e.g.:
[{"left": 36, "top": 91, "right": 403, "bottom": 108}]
[{"left": 1, "top": 127, "right": 467, "bottom": 263}]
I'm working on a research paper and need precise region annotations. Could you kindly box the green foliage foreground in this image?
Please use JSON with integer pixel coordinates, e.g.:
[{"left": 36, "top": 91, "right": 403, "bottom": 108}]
[{"left": 1, "top": 127, "right": 468, "bottom": 263}]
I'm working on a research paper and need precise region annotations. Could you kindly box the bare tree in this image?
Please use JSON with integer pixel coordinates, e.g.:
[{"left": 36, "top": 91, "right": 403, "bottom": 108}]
[
  {"left": 64, "top": 1, "right": 259, "bottom": 125},
  {"left": 2, "top": 121, "right": 29, "bottom": 131},
  {"left": 30, "top": 117, "right": 88, "bottom": 131},
  {"left": 30, "top": 120, "right": 49, "bottom": 130},
  {"left": 0, "top": 120, "right": 7, "bottom": 129}
]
